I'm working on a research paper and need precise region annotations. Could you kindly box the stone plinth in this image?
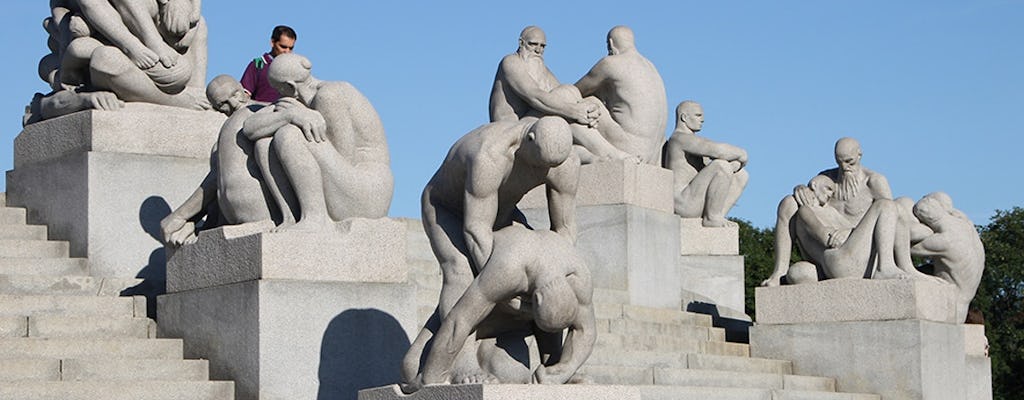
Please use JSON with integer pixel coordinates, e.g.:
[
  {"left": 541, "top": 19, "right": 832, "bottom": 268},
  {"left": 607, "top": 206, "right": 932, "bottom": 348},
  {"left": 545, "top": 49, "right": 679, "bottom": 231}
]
[
  {"left": 167, "top": 218, "right": 405, "bottom": 292},
  {"left": 751, "top": 320, "right": 967, "bottom": 400},
  {"left": 7, "top": 104, "right": 223, "bottom": 280},
  {"left": 754, "top": 278, "right": 959, "bottom": 325},
  {"left": 523, "top": 204, "right": 681, "bottom": 309},
  {"left": 679, "top": 218, "right": 738, "bottom": 255},
  {"left": 519, "top": 160, "right": 673, "bottom": 213},
  {"left": 359, "top": 384, "right": 641, "bottom": 400},
  {"left": 679, "top": 255, "right": 745, "bottom": 314},
  {"left": 158, "top": 219, "right": 417, "bottom": 400}
]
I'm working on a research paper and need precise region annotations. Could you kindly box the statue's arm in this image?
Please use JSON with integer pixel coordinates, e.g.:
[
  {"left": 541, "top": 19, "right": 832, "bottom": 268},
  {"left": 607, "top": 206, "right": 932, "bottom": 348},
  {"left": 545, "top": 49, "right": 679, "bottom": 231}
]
[
  {"left": 911, "top": 232, "right": 951, "bottom": 257},
  {"left": 161, "top": 170, "right": 216, "bottom": 246},
  {"left": 463, "top": 160, "right": 502, "bottom": 271},
  {"left": 676, "top": 134, "right": 747, "bottom": 166},
  {"left": 573, "top": 60, "right": 608, "bottom": 97},
  {"left": 419, "top": 283, "right": 499, "bottom": 385},
  {"left": 546, "top": 154, "right": 580, "bottom": 244},
  {"left": 501, "top": 57, "right": 587, "bottom": 124},
  {"left": 867, "top": 171, "right": 893, "bottom": 200},
  {"left": 535, "top": 264, "right": 595, "bottom": 384},
  {"left": 762, "top": 195, "right": 798, "bottom": 286}
]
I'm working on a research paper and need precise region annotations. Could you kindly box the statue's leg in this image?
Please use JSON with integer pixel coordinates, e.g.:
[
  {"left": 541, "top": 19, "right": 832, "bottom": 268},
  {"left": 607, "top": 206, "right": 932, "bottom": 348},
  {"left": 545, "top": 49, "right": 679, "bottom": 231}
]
[
  {"left": 253, "top": 137, "right": 296, "bottom": 225},
  {"left": 268, "top": 125, "right": 332, "bottom": 231},
  {"left": 216, "top": 131, "right": 272, "bottom": 225},
  {"left": 74, "top": 0, "right": 158, "bottom": 69},
  {"left": 421, "top": 196, "right": 474, "bottom": 319},
  {"left": 720, "top": 167, "right": 749, "bottom": 219},
  {"left": 762, "top": 195, "right": 799, "bottom": 286},
  {"left": 89, "top": 46, "right": 205, "bottom": 109},
  {"left": 700, "top": 159, "right": 738, "bottom": 227}
]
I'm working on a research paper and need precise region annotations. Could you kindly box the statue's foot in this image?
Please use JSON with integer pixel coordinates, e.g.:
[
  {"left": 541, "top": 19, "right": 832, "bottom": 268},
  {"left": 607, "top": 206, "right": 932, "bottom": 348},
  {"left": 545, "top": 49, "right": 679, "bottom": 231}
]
[
  {"left": 702, "top": 216, "right": 735, "bottom": 228},
  {"left": 872, "top": 267, "right": 909, "bottom": 280},
  {"left": 456, "top": 371, "right": 499, "bottom": 385},
  {"left": 760, "top": 276, "right": 783, "bottom": 287}
]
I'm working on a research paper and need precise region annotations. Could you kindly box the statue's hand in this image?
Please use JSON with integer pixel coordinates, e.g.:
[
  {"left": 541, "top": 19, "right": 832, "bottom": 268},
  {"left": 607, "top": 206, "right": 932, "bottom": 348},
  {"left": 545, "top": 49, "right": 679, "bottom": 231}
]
[
  {"left": 826, "top": 229, "right": 851, "bottom": 248},
  {"left": 291, "top": 108, "right": 327, "bottom": 143},
  {"left": 534, "top": 364, "right": 574, "bottom": 385},
  {"left": 793, "top": 185, "right": 816, "bottom": 207},
  {"left": 161, "top": 215, "right": 197, "bottom": 247},
  {"left": 155, "top": 44, "right": 181, "bottom": 68},
  {"left": 87, "top": 92, "right": 124, "bottom": 111}
]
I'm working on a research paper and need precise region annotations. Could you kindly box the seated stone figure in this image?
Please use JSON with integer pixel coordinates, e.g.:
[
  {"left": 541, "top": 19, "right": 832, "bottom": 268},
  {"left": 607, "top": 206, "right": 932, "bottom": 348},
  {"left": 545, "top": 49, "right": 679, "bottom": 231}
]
[
  {"left": 241, "top": 53, "right": 394, "bottom": 231},
  {"left": 161, "top": 75, "right": 293, "bottom": 246},
  {"left": 401, "top": 225, "right": 595, "bottom": 391},
  {"left": 574, "top": 26, "right": 667, "bottom": 165},
  {"left": 903, "top": 192, "right": 985, "bottom": 322},
  {"left": 662, "top": 101, "right": 749, "bottom": 227},
  {"left": 27, "top": 0, "right": 209, "bottom": 124},
  {"left": 489, "top": 26, "right": 636, "bottom": 164}
]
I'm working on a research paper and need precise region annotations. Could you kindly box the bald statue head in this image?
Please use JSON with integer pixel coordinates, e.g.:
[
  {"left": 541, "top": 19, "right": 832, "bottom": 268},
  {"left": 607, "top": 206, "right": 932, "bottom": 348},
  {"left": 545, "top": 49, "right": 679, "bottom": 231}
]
[
  {"left": 675, "top": 100, "right": 704, "bottom": 133},
  {"left": 206, "top": 74, "right": 250, "bottom": 116},
  {"left": 607, "top": 25, "right": 635, "bottom": 55},
  {"left": 833, "top": 137, "right": 862, "bottom": 174},
  {"left": 517, "top": 26, "right": 547, "bottom": 59},
  {"left": 532, "top": 274, "right": 579, "bottom": 332},
  {"left": 521, "top": 116, "right": 573, "bottom": 167},
  {"left": 267, "top": 53, "right": 316, "bottom": 104}
]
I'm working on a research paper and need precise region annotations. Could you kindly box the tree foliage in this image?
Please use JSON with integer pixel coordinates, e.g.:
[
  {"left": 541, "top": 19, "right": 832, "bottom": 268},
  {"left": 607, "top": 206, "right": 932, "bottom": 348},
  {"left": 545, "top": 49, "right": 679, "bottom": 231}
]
[
  {"left": 975, "top": 207, "right": 1024, "bottom": 400},
  {"left": 732, "top": 218, "right": 775, "bottom": 317}
]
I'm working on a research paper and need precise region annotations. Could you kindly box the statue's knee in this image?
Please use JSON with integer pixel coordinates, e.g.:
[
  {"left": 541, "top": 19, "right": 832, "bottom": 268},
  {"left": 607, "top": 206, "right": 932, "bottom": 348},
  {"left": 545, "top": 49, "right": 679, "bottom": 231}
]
[
  {"left": 707, "top": 158, "right": 732, "bottom": 174},
  {"left": 90, "top": 46, "right": 132, "bottom": 75},
  {"left": 787, "top": 261, "right": 819, "bottom": 284}
]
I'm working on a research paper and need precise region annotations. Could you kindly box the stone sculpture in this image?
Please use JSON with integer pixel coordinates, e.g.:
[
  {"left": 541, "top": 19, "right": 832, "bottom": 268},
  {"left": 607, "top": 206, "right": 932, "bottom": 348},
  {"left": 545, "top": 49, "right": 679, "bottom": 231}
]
[
  {"left": 161, "top": 75, "right": 290, "bottom": 246},
  {"left": 762, "top": 137, "right": 931, "bottom": 286},
  {"left": 489, "top": 26, "right": 635, "bottom": 163},
  {"left": 402, "top": 225, "right": 595, "bottom": 390},
  {"left": 575, "top": 26, "right": 668, "bottom": 165},
  {"left": 417, "top": 116, "right": 579, "bottom": 382},
  {"left": 904, "top": 192, "right": 986, "bottom": 322},
  {"left": 242, "top": 53, "right": 394, "bottom": 231},
  {"left": 26, "top": 0, "right": 210, "bottom": 124},
  {"left": 663, "top": 101, "right": 749, "bottom": 227}
]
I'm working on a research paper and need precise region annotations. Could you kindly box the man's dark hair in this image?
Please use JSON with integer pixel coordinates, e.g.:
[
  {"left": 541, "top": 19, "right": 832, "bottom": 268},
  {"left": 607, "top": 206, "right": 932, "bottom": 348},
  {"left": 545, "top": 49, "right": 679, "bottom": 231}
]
[{"left": 272, "top": 25, "right": 297, "bottom": 41}]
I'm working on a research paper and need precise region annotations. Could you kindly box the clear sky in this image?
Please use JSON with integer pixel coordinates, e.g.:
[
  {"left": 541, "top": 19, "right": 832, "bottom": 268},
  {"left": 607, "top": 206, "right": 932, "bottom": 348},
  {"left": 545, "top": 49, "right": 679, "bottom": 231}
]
[{"left": 1, "top": 1, "right": 1021, "bottom": 228}]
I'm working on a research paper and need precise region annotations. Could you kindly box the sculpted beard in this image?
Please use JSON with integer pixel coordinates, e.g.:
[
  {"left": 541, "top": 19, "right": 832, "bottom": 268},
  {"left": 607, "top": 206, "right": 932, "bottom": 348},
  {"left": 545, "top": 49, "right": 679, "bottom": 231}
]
[{"left": 836, "top": 168, "right": 862, "bottom": 201}]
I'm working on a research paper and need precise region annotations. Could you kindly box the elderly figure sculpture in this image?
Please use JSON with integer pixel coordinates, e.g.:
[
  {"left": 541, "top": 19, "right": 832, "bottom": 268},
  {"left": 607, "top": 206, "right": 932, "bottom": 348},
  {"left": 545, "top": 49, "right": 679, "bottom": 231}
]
[
  {"left": 663, "top": 101, "right": 749, "bottom": 227},
  {"left": 417, "top": 116, "right": 579, "bottom": 382},
  {"left": 905, "top": 192, "right": 985, "bottom": 322},
  {"left": 489, "top": 26, "right": 635, "bottom": 163},
  {"left": 161, "top": 75, "right": 293, "bottom": 246},
  {"left": 762, "top": 137, "right": 931, "bottom": 286},
  {"left": 242, "top": 53, "right": 394, "bottom": 231},
  {"left": 574, "top": 25, "right": 668, "bottom": 164},
  {"left": 28, "top": 0, "right": 209, "bottom": 123},
  {"left": 402, "top": 225, "right": 595, "bottom": 390}
]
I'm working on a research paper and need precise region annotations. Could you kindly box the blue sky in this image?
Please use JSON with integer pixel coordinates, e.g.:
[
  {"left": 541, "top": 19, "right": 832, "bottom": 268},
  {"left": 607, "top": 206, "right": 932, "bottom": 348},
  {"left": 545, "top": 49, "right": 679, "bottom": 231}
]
[{"left": 1, "top": 1, "right": 1021, "bottom": 228}]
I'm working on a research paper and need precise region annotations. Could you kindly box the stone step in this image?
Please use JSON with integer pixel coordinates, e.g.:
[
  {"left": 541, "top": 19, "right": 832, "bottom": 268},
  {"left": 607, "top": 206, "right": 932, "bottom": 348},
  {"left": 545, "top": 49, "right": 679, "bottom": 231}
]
[
  {"left": 596, "top": 332, "right": 703, "bottom": 353},
  {"left": 0, "top": 258, "right": 88, "bottom": 276},
  {"left": 579, "top": 364, "right": 836, "bottom": 391},
  {"left": 61, "top": 359, "right": 210, "bottom": 381},
  {"left": 687, "top": 353, "right": 793, "bottom": 375},
  {"left": 0, "top": 275, "right": 143, "bottom": 296},
  {"left": 0, "top": 338, "right": 182, "bottom": 360},
  {"left": 0, "top": 240, "right": 69, "bottom": 258},
  {"left": 598, "top": 304, "right": 713, "bottom": 327},
  {"left": 0, "top": 359, "right": 209, "bottom": 382},
  {"left": 635, "top": 385, "right": 879, "bottom": 400},
  {"left": 0, "top": 224, "right": 48, "bottom": 240},
  {"left": 27, "top": 315, "right": 155, "bottom": 339},
  {"left": 0, "top": 207, "right": 27, "bottom": 225},
  {"left": 0, "top": 294, "right": 137, "bottom": 318},
  {"left": 603, "top": 318, "right": 726, "bottom": 341},
  {"left": 0, "top": 381, "right": 234, "bottom": 400}
]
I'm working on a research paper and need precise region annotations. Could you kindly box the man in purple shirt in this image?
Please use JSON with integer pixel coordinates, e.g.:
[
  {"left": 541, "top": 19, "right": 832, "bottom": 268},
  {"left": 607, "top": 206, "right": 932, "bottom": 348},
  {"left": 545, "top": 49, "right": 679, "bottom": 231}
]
[{"left": 240, "top": 25, "right": 296, "bottom": 103}]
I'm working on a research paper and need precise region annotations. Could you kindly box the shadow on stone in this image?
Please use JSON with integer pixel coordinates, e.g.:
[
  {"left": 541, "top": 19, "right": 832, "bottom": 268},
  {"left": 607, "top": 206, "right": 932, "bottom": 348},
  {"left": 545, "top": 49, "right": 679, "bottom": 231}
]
[
  {"left": 120, "top": 196, "right": 171, "bottom": 319},
  {"left": 685, "top": 301, "right": 752, "bottom": 343},
  {"left": 318, "top": 309, "right": 411, "bottom": 400}
]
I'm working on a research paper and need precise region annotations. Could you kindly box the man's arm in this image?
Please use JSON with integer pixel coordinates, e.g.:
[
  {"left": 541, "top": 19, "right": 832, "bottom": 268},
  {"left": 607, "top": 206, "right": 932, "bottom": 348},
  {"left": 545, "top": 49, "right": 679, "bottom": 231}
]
[
  {"left": 419, "top": 283, "right": 500, "bottom": 385},
  {"left": 762, "top": 195, "right": 798, "bottom": 286},
  {"left": 911, "top": 232, "right": 951, "bottom": 258},
  {"left": 866, "top": 171, "right": 893, "bottom": 200},
  {"left": 573, "top": 59, "right": 609, "bottom": 98},
  {"left": 676, "top": 134, "right": 747, "bottom": 166},
  {"left": 545, "top": 154, "right": 580, "bottom": 244},
  {"left": 462, "top": 158, "right": 503, "bottom": 271},
  {"left": 242, "top": 98, "right": 324, "bottom": 142},
  {"left": 500, "top": 57, "right": 591, "bottom": 125}
]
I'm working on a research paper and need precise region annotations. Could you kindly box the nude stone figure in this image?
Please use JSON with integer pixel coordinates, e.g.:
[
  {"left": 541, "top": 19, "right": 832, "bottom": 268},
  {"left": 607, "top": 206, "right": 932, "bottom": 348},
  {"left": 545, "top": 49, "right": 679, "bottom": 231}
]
[
  {"left": 402, "top": 225, "right": 595, "bottom": 390},
  {"left": 574, "top": 26, "right": 667, "bottom": 164},
  {"left": 762, "top": 137, "right": 897, "bottom": 286},
  {"left": 27, "top": 0, "right": 209, "bottom": 124},
  {"left": 489, "top": 26, "right": 634, "bottom": 163},
  {"left": 161, "top": 75, "right": 291, "bottom": 246},
  {"left": 663, "top": 101, "right": 749, "bottom": 227},
  {"left": 242, "top": 53, "right": 394, "bottom": 231},
  {"left": 906, "top": 192, "right": 985, "bottom": 322},
  {"left": 418, "top": 116, "right": 579, "bottom": 382}
]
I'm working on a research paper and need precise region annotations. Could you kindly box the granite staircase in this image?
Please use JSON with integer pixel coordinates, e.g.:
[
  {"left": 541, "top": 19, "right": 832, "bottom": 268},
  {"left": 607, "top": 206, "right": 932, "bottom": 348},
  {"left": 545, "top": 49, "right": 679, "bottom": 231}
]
[
  {"left": 407, "top": 219, "right": 880, "bottom": 400},
  {"left": 0, "top": 193, "right": 234, "bottom": 400}
]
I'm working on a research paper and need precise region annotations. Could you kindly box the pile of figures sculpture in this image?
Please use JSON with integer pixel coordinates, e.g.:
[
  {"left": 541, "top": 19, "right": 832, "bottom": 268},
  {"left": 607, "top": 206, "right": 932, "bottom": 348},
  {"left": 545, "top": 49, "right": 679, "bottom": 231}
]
[{"left": 24, "top": 3, "right": 984, "bottom": 391}]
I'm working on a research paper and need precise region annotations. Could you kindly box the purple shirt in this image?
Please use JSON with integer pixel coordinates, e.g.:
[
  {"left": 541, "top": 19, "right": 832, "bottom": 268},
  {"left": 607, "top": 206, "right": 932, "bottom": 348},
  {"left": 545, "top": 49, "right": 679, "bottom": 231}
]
[{"left": 240, "top": 53, "right": 281, "bottom": 103}]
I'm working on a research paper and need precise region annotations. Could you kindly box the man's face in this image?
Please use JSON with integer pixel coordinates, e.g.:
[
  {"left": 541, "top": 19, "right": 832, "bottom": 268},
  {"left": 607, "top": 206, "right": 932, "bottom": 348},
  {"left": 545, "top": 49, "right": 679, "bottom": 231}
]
[
  {"left": 835, "top": 149, "right": 862, "bottom": 174},
  {"left": 212, "top": 85, "right": 249, "bottom": 116},
  {"left": 815, "top": 181, "right": 835, "bottom": 206},
  {"left": 681, "top": 105, "right": 704, "bottom": 132},
  {"left": 519, "top": 31, "right": 546, "bottom": 59},
  {"left": 271, "top": 35, "right": 295, "bottom": 57}
]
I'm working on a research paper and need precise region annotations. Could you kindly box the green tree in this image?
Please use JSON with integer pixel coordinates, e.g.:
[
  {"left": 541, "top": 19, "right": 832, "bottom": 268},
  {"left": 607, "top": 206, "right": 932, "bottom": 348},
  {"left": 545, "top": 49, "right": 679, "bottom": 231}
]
[
  {"left": 733, "top": 218, "right": 775, "bottom": 317},
  {"left": 975, "top": 207, "right": 1024, "bottom": 400}
]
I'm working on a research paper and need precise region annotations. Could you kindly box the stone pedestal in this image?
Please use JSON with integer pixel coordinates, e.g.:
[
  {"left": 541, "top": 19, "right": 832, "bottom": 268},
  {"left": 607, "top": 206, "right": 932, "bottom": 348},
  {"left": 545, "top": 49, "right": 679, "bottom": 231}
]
[
  {"left": 359, "top": 384, "right": 641, "bottom": 400},
  {"left": 6, "top": 104, "right": 223, "bottom": 281},
  {"left": 158, "top": 218, "right": 418, "bottom": 400},
  {"left": 750, "top": 279, "right": 992, "bottom": 400}
]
